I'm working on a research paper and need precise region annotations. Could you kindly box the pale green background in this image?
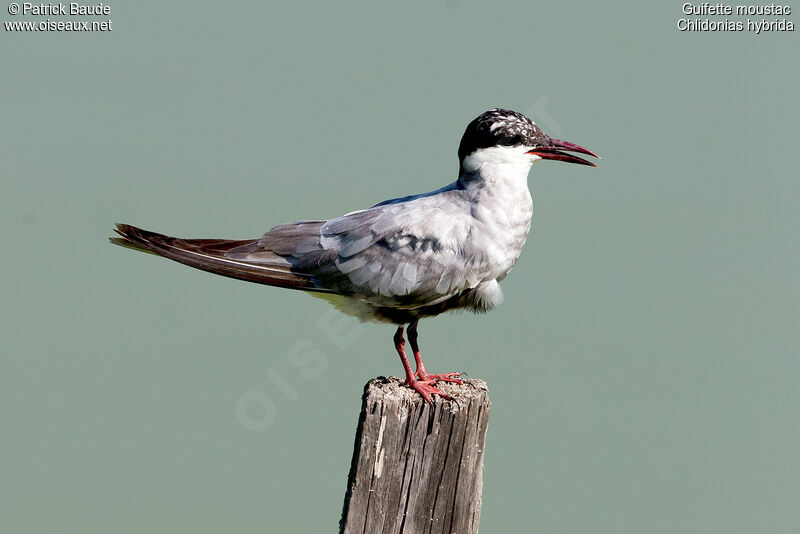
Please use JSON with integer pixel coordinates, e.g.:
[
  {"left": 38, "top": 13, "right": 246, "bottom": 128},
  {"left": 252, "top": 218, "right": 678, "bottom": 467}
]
[{"left": 2, "top": 1, "right": 798, "bottom": 532}]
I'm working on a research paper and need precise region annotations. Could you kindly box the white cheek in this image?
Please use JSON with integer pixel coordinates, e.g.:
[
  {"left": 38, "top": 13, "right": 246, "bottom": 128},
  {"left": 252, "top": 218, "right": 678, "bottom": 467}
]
[{"left": 462, "top": 146, "right": 533, "bottom": 173}]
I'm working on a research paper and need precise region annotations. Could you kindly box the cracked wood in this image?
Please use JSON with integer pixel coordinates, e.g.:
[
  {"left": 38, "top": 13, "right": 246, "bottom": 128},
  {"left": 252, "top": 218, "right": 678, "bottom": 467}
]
[{"left": 340, "top": 377, "right": 490, "bottom": 534}]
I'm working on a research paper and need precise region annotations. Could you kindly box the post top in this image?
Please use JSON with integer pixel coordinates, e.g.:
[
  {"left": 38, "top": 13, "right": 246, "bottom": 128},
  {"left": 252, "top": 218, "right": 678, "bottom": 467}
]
[{"left": 364, "top": 376, "right": 490, "bottom": 409}]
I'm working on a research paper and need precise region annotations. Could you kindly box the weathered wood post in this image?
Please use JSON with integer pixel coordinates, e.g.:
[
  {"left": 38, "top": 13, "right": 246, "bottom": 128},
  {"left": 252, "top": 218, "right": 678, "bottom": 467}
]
[{"left": 340, "top": 377, "right": 491, "bottom": 534}]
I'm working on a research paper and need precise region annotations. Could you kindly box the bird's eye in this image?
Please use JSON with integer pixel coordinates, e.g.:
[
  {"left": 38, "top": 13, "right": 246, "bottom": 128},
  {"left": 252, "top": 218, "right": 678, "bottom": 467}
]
[{"left": 498, "top": 135, "right": 521, "bottom": 147}]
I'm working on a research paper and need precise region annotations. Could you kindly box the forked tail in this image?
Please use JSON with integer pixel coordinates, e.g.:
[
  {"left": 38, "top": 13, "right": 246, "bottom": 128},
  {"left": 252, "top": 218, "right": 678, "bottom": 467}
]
[{"left": 110, "top": 223, "right": 318, "bottom": 290}]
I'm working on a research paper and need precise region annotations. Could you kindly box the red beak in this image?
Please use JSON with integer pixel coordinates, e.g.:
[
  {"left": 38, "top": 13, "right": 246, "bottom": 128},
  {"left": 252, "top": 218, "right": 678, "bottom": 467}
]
[{"left": 527, "top": 138, "right": 599, "bottom": 167}]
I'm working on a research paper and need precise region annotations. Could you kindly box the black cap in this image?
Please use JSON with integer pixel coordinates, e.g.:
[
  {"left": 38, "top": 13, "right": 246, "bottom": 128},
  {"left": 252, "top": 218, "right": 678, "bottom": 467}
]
[{"left": 458, "top": 109, "right": 550, "bottom": 164}]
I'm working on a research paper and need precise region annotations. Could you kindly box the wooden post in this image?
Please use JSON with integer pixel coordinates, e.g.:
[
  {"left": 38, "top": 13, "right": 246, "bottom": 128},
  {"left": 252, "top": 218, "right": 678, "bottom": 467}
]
[{"left": 340, "top": 377, "right": 491, "bottom": 534}]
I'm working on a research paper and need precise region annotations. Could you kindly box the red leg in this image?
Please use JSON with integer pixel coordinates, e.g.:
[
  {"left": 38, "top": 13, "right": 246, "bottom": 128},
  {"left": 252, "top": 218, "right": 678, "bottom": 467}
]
[
  {"left": 394, "top": 326, "right": 450, "bottom": 404},
  {"left": 407, "top": 321, "right": 463, "bottom": 385}
]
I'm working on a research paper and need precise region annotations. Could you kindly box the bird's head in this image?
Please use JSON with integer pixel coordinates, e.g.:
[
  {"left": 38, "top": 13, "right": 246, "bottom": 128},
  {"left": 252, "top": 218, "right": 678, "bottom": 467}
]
[{"left": 458, "top": 108, "right": 598, "bottom": 176}]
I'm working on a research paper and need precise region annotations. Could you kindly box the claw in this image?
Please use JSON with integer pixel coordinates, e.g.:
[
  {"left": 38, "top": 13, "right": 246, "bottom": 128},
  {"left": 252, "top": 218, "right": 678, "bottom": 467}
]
[
  {"left": 417, "top": 371, "right": 463, "bottom": 384},
  {"left": 404, "top": 378, "right": 451, "bottom": 404}
]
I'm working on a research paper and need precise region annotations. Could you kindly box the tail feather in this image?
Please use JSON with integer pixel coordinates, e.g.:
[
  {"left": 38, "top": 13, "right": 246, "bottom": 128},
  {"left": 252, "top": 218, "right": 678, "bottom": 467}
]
[
  {"left": 109, "top": 236, "right": 158, "bottom": 255},
  {"left": 110, "top": 223, "right": 321, "bottom": 291}
]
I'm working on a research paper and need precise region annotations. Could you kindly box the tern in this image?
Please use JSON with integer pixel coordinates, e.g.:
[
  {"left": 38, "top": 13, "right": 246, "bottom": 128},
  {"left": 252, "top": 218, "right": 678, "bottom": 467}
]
[{"left": 111, "top": 109, "right": 598, "bottom": 402}]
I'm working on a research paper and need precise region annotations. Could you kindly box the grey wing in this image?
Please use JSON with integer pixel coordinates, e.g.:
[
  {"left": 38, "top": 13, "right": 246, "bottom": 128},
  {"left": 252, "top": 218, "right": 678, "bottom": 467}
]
[
  {"left": 224, "top": 189, "right": 490, "bottom": 308},
  {"left": 114, "top": 186, "right": 491, "bottom": 308},
  {"left": 222, "top": 220, "right": 345, "bottom": 292},
  {"left": 317, "top": 191, "right": 491, "bottom": 308}
]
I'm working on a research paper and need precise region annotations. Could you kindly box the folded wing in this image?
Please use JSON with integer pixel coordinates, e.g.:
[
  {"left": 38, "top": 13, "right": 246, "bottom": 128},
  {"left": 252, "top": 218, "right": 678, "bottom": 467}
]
[{"left": 113, "top": 187, "right": 486, "bottom": 308}]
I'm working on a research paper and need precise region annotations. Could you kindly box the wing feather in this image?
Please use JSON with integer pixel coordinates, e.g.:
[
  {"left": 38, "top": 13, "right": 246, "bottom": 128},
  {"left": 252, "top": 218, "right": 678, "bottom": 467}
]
[{"left": 112, "top": 182, "right": 490, "bottom": 311}]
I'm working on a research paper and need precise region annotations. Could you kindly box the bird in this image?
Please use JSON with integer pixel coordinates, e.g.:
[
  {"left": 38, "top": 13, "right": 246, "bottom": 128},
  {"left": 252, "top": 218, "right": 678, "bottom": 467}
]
[{"left": 111, "top": 108, "right": 598, "bottom": 403}]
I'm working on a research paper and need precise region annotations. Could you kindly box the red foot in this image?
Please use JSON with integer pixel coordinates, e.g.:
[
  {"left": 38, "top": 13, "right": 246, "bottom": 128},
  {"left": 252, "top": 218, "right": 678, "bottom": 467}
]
[
  {"left": 416, "top": 371, "right": 463, "bottom": 385},
  {"left": 404, "top": 378, "right": 451, "bottom": 404}
]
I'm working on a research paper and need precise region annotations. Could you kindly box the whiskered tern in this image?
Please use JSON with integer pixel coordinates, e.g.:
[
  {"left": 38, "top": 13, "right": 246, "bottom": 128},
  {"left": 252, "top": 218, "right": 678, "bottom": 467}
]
[{"left": 111, "top": 109, "right": 599, "bottom": 402}]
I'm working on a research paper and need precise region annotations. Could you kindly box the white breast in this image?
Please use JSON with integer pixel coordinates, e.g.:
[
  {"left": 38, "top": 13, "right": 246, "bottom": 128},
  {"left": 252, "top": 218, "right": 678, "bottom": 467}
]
[{"left": 461, "top": 146, "right": 535, "bottom": 280}]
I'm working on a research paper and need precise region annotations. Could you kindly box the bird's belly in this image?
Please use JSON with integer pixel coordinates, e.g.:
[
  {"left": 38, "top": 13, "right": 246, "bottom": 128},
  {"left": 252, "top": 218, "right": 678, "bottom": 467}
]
[{"left": 307, "top": 292, "right": 390, "bottom": 323}]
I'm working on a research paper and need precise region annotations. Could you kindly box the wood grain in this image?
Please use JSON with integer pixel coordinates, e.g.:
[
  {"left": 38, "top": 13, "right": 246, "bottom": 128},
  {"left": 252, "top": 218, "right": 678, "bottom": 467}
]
[{"left": 340, "top": 377, "right": 490, "bottom": 534}]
